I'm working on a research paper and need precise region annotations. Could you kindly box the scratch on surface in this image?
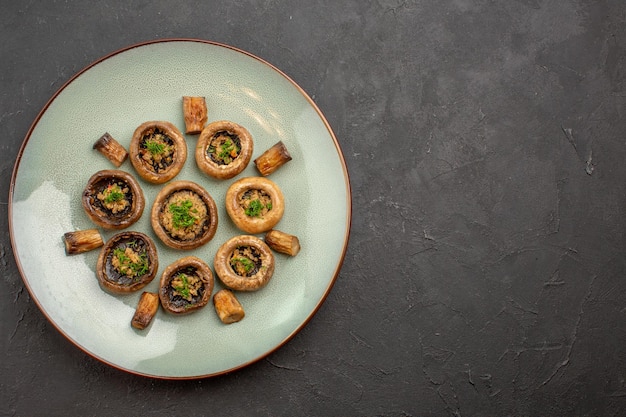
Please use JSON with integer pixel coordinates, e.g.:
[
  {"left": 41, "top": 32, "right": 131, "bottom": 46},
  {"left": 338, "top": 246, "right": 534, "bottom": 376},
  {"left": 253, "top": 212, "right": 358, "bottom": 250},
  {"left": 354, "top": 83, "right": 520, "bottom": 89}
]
[
  {"left": 465, "top": 366, "right": 477, "bottom": 391},
  {"left": 13, "top": 286, "right": 24, "bottom": 303},
  {"left": 0, "top": 110, "right": 23, "bottom": 124},
  {"left": 410, "top": 246, "right": 438, "bottom": 257},
  {"left": 538, "top": 273, "right": 598, "bottom": 389},
  {"left": 543, "top": 269, "right": 566, "bottom": 287},
  {"left": 349, "top": 330, "right": 373, "bottom": 349},
  {"left": 561, "top": 126, "right": 577, "bottom": 154},
  {"left": 507, "top": 297, "right": 539, "bottom": 315},
  {"left": 561, "top": 126, "right": 595, "bottom": 175},
  {"left": 435, "top": 382, "right": 462, "bottom": 417},
  {"left": 498, "top": 342, "right": 566, "bottom": 365},
  {"left": 265, "top": 358, "right": 302, "bottom": 372},
  {"left": 485, "top": 246, "right": 542, "bottom": 267},
  {"left": 430, "top": 157, "right": 486, "bottom": 181},
  {"left": 384, "top": 0, "right": 410, "bottom": 15},
  {"left": 585, "top": 150, "right": 594, "bottom": 175},
  {"left": 10, "top": 312, "right": 25, "bottom": 340}
]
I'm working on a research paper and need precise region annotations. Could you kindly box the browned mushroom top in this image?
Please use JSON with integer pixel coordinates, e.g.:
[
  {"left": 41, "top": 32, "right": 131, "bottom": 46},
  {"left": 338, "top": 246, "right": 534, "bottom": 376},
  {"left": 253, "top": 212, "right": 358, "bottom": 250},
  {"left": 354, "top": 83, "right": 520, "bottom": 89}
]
[
  {"left": 151, "top": 180, "right": 218, "bottom": 250},
  {"left": 96, "top": 231, "right": 159, "bottom": 294},
  {"left": 195, "top": 120, "right": 254, "bottom": 180},
  {"left": 82, "top": 169, "right": 145, "bottom": 230},
  {"left": 214, "top": 235, "right": 275, "bottom": 292},
  {"left": 159, "top": 256, "right": 214, "bottom": 315},
  {"left": 225, "top": 177, "right": 285, "bottom": 234},
  {"left": 129, "top": 121, "right": 187, "bottom": 184}
]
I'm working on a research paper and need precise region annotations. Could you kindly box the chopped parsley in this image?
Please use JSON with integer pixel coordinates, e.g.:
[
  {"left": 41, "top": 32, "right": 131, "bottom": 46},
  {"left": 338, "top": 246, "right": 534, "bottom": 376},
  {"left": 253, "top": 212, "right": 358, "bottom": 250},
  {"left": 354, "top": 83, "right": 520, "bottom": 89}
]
[
  {"left": 219, "top": 139, "right": 237, "bottom": 161},
  {"left": 244, "top": 199, "right": 272, "bottom": 217},
  {"left": 230, "top": 256, "right": 255, "bottom": 273},
  {"left": 145, "top": 139, "right": 168, "bottom": 155},
  {"left": 103, "top": 184, "right": 125, "bottom": 204},
  {"left": 209, "top": 136, "right": 240, "bottom": 164},
  {"left": 169, "top": 200, "right": 198, "bottom": 228},
  {"left": 112, "top": 247, "right": 148, "bottom": 277},
  {"left": 173, "top": 273, "right": 191, "bottom": 299},
  {"left": 245, "top": 199, "right": 264, "bottom": 217}
]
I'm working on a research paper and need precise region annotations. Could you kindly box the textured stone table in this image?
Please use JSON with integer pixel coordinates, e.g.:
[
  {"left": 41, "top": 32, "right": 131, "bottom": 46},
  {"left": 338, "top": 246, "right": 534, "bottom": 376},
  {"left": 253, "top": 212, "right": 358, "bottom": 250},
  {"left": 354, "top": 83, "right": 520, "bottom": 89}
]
[{"left": 2, "top": 1, "right": 626, "bottom": 416}]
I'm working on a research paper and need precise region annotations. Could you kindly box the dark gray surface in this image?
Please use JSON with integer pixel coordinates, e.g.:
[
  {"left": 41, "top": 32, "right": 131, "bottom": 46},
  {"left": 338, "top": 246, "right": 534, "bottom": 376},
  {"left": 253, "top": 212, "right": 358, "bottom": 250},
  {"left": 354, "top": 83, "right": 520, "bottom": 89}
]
[{"left": 2, "top": 1, "right": 626, "bottom": 416}]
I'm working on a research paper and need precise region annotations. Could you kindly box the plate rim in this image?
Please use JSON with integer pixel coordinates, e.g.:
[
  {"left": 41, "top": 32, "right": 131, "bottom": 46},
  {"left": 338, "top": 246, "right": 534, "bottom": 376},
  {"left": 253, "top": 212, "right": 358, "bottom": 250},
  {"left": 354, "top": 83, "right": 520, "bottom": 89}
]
[{"left": 8, "top": 38, "right": 353, "bottom": 379}]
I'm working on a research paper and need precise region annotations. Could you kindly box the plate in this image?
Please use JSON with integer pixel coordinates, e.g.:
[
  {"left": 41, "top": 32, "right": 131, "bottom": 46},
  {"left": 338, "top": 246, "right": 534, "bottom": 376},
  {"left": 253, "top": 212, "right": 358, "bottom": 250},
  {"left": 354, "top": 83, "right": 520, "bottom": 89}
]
[{"left": 9, "top": 39, "right": 351, "bottom": 379}]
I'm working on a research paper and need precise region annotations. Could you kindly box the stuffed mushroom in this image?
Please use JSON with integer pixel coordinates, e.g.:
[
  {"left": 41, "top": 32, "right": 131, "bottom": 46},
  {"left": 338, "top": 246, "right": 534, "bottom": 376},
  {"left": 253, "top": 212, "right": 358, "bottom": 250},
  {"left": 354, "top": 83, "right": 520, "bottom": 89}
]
[
  {"left": 195, "top": 120, "right": 253, "bottom": 179},
  {"left": 151, "top": 180, "right": 218, "bottom": 250},
  {"left": 225, "top": 177, "right": 284, "bottom": 234},
  {"left": 96, "top": 231, "right": 158, "bottom": 294},
  {"left": 159, "top": 256, "right": 214, "bottom": 315},
  {"left": 82, "top": 169, "right": 145, "bottom": 229},
  {"left": 214, "top": 235, "right": 275, "bottom": 292},
  {"left": 129, "top": 121, "right": 187, "bottom": 184}
]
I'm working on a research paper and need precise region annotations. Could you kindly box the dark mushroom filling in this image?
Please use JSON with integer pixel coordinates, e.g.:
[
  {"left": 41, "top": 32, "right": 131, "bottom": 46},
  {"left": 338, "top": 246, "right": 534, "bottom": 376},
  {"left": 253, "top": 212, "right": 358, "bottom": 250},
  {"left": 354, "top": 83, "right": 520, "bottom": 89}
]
[
  {"left": 207, "top": 131, "right": 241, "bottom": 165},
  {"left": 229, "top": 245, "right": 263, "bottom": 277},
  {"left": 104, "top": 237, "right": 152, "bottom": 287},
  {"left": 91, "top": 178, "right": 134, "bottom": 219},
  {"left": 164, "top": 266, "right": 207, "bottom": 310},
  {"left": 239, "top": 189, "right": 272, "bottom": 218},
  {"left": 139, "top": 127, "right": 176, "bottom": 173},
  {"left": 158, "top": 190, "right": 210, "bottom": 242}
]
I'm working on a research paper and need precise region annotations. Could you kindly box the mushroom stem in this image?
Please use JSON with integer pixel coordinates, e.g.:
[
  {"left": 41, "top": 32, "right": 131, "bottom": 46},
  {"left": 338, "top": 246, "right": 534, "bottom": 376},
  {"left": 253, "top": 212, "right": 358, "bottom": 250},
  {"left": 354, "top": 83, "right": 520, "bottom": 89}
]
[
  {"left": 131, "top": 292, "right": 160, "bottom": 330},
  {"left": 93, "top": 132, "right": 128, "bottom": 167},
  {"left": 182, "top": 96, "right": 208, "bottom": 134},
  {"left": 254, "top": 141, "right": 292, "bottom": 176},
  {"left": 265, "top": 229, "right": 301, "bottom": 256},
  {"left": 213, "top": 289, "right": 245, "bottom": 324},
  {"left": 63, "top": 229, "right": 104, "bottom": 255}
]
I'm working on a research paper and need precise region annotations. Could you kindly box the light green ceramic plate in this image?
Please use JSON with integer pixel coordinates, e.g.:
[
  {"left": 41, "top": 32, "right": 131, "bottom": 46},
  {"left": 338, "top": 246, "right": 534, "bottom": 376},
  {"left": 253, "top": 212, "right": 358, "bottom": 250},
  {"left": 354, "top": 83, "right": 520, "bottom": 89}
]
[{"left": 9, "top": 39, "right": 351, "bottom": 379}]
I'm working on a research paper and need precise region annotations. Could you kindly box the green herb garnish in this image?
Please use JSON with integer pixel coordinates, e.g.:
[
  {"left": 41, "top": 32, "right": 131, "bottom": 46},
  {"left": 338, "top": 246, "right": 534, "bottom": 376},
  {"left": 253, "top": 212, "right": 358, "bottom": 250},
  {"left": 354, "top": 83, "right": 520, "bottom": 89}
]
[
  {"left": 103, "top": 184, "right": 125, "bottom": 204},
  {"left": 230, "top": 256, "right": 255, "bottom": 273},
  {"left": 219, "top": 139, "right": 235, "bottom": 158},
  {"left": 210, "top": 138, "right": 239, "bottom": 164},
  {"left": 145, "top": 139, "right": 167, "bottom": 155},
  {"left": 245, "top": 199, "right": 264, "bottom": 217},
  {"left": 169, "top": 200, "right": 197, "bottom": 228},
  {"left": 112, "top": 247, "right": 148, "bottom": 277},
  {"left": 173, "top": 273, "right": 191, "bottom": 299}
]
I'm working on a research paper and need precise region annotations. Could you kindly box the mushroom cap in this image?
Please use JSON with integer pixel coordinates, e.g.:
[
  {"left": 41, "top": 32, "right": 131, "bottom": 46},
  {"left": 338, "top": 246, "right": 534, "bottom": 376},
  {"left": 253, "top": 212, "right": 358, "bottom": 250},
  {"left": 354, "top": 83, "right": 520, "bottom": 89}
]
[
  {"left": 96, "top": 231, "right": 159, "bottom": 294},
  {"left": 195, "top": 120, "right": 254, "bottom": 180},
  {"left": 129, "top": 120, "right": 187, "bottom": 184},
  {"left": 150, "top": 180, "right": 218, "bottom": 250},
  {"left": 214, "top": 235, "right": 275, "bottom": 292},
  {"left": 159, "top": 256, "right": 214, "bottom": 315},
  {"left": 82, "top": 169, "right": 145, "bottom": 230},
  {"left": 225, "top": 176, "right": 285, "bottom": 234}
]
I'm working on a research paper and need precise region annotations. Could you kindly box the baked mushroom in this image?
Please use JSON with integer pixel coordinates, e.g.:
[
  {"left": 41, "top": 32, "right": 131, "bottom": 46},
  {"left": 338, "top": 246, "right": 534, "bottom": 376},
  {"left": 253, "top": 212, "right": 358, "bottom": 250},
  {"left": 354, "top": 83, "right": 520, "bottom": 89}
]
[
  {"left": 129, "top": 121, "right": 187, "bottom": 184},
  {"left": 96, "top": 231, "right": 159, "bottom": 294},
  {"left": 151, "top": 180, "right": 218, "bottom": 250},
  {"left": 159, "top": 256, "right": 214, "bottom": 315},
  {"left": 82, "top": 169, "right": 145, "bottom": 229},
  {"left": 195, "top": 120, "right": 253, "bottom": 179},
  {"left": 225, "top": 177, "right": 285, "bottom": 234},
  {"left": 214, "top": 235, "right": 275, "bottom": 291}
]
